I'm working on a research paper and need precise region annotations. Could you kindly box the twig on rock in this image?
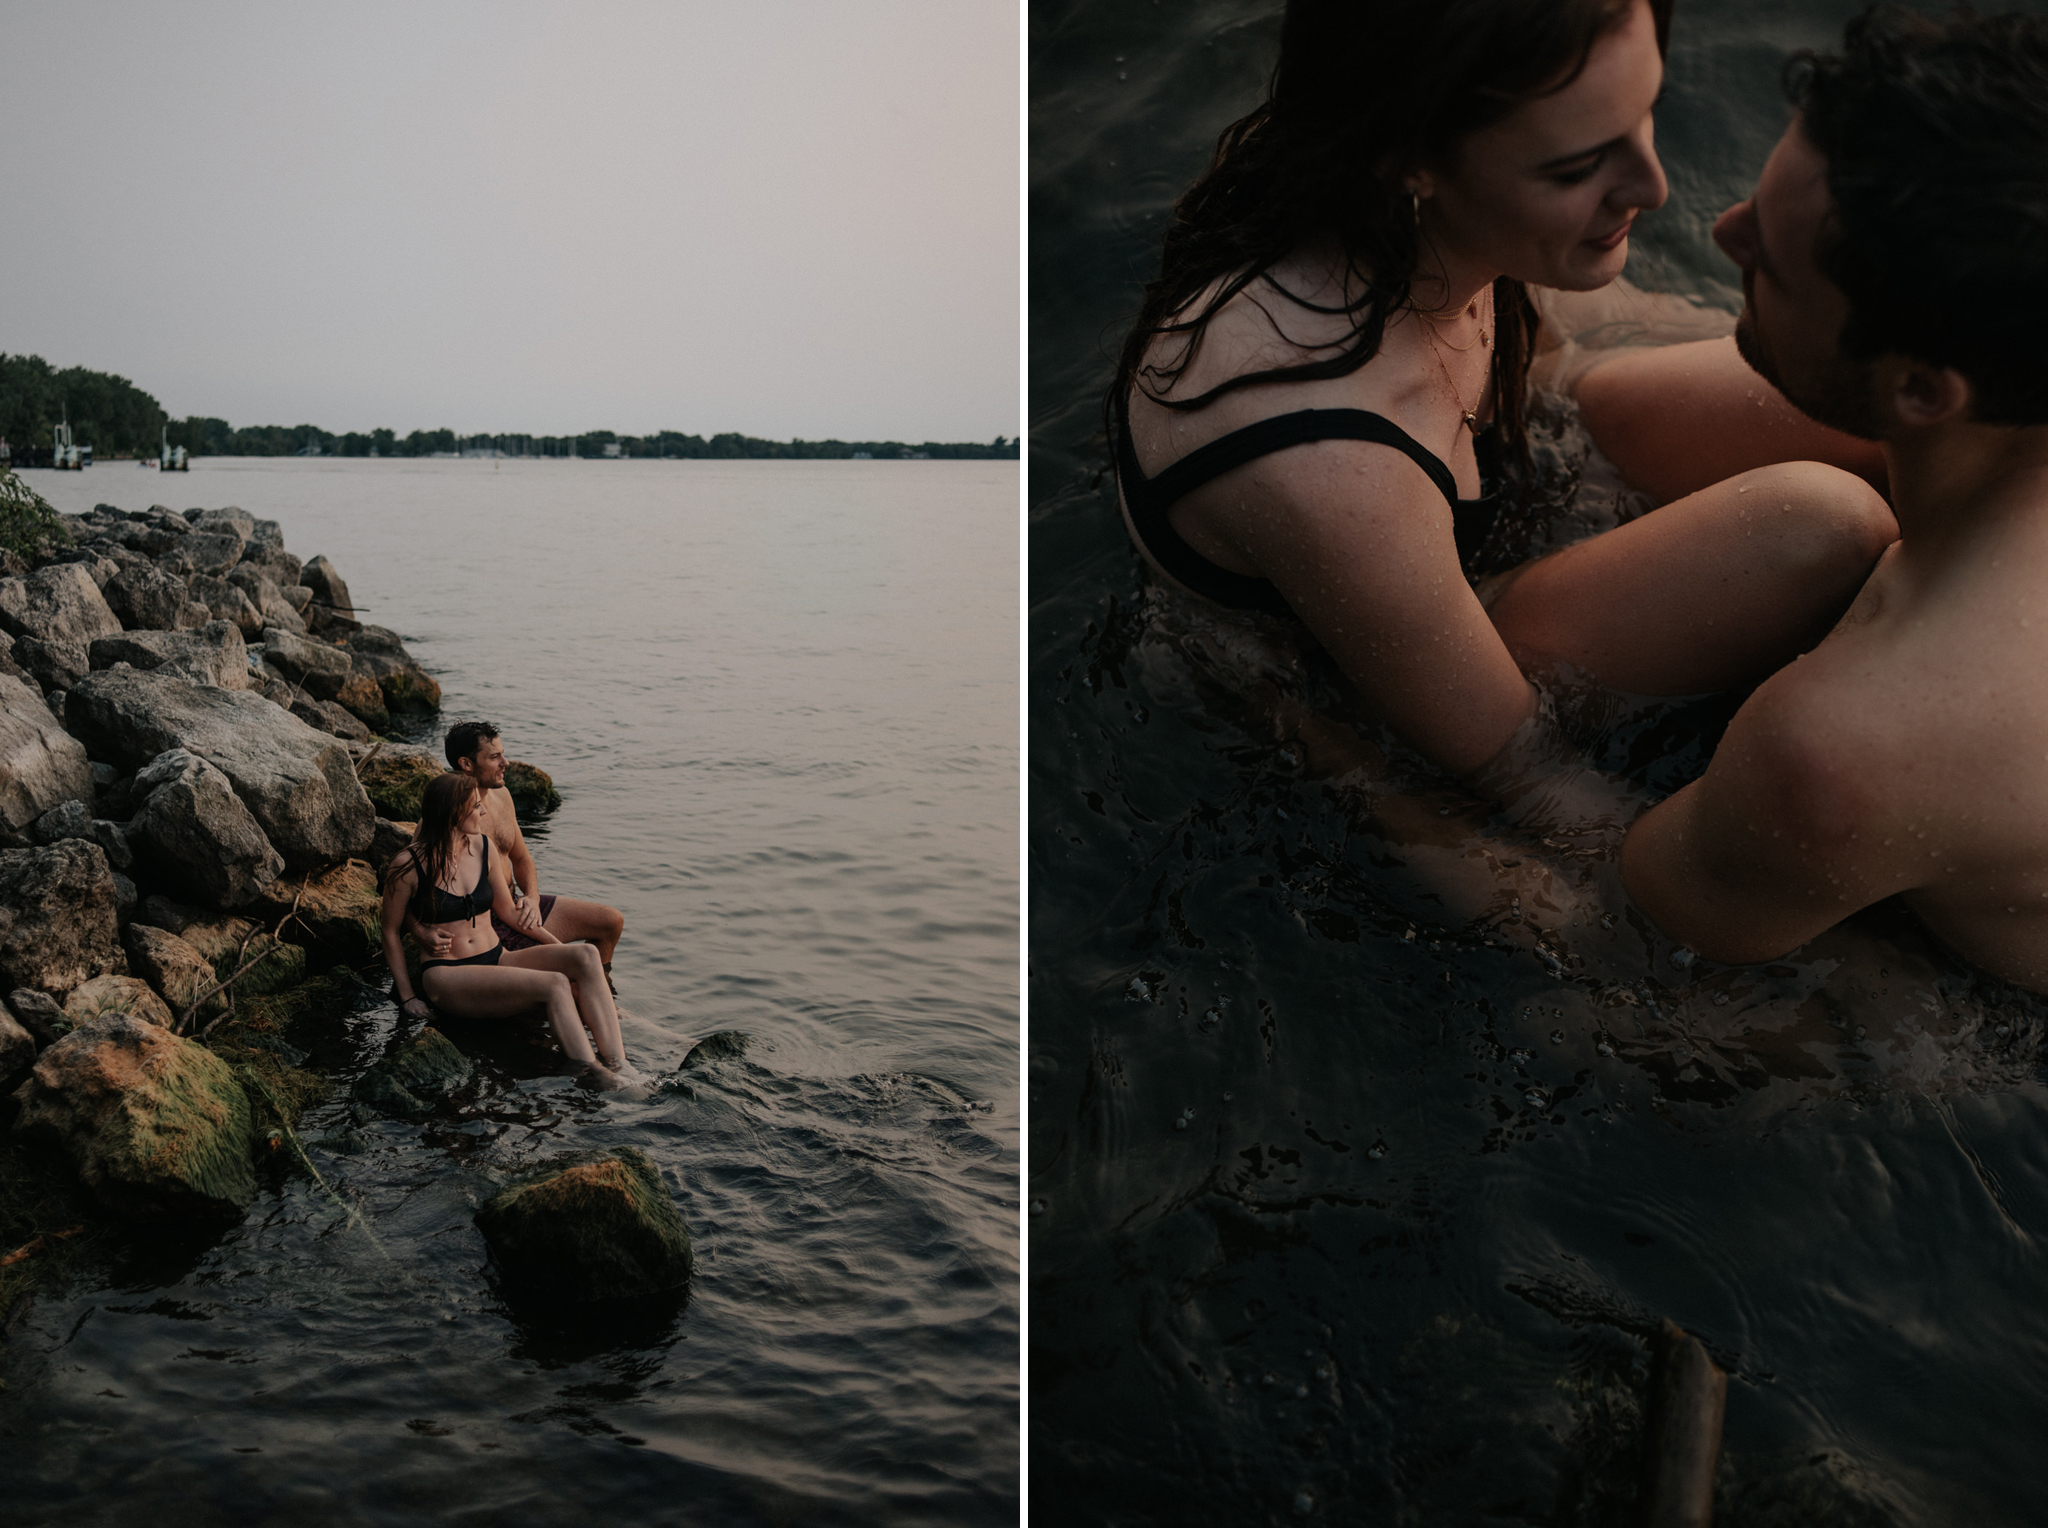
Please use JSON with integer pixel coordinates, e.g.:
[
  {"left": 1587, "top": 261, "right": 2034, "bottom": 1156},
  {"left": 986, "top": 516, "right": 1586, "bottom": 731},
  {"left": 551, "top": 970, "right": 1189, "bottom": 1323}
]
[
  {"left": 178, "top": 887, "right": 309, "bottom": 1037},
  {"left": 354, "top": 741, "right": 385, "bottom": 775}
]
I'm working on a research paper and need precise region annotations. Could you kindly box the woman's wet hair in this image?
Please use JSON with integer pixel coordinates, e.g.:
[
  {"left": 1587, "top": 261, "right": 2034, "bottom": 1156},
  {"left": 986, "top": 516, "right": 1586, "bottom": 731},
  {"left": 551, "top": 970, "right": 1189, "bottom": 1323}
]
[
  {"left": 1112, "top": 0, "right": 1673, "bottom": 457},
  {"left": 1790, "top": 6, "right": 2048, "bottom": 426},
  {"left": 389, "top": 770, "right": 482, "bottom": 918}
]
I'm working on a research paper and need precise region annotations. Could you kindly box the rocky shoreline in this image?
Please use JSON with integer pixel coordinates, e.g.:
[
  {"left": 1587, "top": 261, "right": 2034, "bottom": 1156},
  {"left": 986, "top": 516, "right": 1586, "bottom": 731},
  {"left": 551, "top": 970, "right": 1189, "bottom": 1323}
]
[{"left": 0, "top": 500, "right": 689, "bottom": 1310}]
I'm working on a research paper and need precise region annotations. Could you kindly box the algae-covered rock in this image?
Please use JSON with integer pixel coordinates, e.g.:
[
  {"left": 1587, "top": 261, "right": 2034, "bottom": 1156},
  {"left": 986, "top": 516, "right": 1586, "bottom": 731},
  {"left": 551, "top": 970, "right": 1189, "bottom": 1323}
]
[
  {"left": 61, "top": 973, "right": 176, "bottom": 1032},
  {"left": 682, "top": 1030, "right": 750, "bottom": 1069},
  {"left": 358, "top": 753, "right": 441, "bottom": 820},
  {"left": 351, "top": 1026, "right": 472, "bottom": 1119},
  {"left": 10, "top": 1013, "right": 256, "bottom": 1219},
  {"left": 138, "top": 898, "right": 306, "bottom": 996},
  {"left": 379, "top": 667, "right": 442, "bottom": 716},
  {"left": 503, "top": 760, "right": 561, "bottom": 817},
  {"left": 254, "top": 860, "right": 381, "bottom": 964},
  {"left": 475, "top": 1146, "right": 692, "bottom": 1302}
]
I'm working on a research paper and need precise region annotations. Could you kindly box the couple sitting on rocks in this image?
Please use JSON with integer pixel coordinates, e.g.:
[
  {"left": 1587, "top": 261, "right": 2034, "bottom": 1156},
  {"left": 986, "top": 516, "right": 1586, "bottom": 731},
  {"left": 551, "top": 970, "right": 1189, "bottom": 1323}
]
[{"left": 378, "top": 720, "right": 639, "bottom": 1086}]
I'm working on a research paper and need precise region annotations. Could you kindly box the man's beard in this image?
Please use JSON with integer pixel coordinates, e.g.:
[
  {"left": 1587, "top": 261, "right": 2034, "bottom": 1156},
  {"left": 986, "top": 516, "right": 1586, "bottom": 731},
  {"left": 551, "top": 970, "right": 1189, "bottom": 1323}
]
[{"left": 1735, "top": 301, "right": 1885, "bottom": 441}]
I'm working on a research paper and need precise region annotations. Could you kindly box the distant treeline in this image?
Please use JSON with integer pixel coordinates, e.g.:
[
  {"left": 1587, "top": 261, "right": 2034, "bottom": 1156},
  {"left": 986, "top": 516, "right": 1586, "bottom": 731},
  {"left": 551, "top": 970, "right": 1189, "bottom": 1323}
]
[{"left": 0, "top": 353, "right": 1018, "bottom": 462}]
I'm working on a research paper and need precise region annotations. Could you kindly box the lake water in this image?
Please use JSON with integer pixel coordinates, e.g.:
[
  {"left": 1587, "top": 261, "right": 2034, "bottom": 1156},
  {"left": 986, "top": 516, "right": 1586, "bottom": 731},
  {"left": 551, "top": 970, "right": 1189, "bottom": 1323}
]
[
  {"left": 1030, "top": 1, "right": 2048, "bottom": 1523},
  {"left": 6, "top": 456, "right": 1019, "bottom": 1525}
]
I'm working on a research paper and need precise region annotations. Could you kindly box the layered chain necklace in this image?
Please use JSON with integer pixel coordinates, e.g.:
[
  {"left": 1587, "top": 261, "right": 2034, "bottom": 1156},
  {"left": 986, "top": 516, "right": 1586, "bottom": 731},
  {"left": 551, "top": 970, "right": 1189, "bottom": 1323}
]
[{"left": 1419, "top": 290, "right": 1494, "bottom": 432}]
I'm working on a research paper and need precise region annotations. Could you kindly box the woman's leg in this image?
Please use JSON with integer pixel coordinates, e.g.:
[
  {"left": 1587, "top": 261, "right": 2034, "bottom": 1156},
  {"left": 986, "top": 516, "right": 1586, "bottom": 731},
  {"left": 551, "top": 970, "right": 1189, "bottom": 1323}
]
[
  {"left": 422, "top": 963, "right": 600, "bottom": 1067},
  {"left": 502, "top": 945, "right": 625, "bottom": 1067},
  {"left": 1485, "top": 461, "right": 1895, "bottom": 694}
]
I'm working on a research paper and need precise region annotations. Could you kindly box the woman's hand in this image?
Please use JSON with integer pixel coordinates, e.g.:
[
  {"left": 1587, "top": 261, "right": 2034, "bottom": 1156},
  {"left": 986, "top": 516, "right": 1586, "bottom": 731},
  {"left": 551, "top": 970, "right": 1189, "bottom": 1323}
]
[{"left": 400, "top": 995, "right": 433, "bottom": 1021}]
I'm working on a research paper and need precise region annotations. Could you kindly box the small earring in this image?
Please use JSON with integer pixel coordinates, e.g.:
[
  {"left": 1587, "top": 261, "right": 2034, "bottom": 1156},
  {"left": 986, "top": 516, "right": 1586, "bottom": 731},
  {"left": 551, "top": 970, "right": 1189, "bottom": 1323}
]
[{"left": 1410, "top": 191, "right": 1421, "bottom": 228}]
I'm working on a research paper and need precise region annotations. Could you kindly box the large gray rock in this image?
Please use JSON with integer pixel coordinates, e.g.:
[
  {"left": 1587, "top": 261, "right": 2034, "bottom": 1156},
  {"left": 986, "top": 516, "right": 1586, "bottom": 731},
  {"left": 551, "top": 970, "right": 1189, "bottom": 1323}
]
[
  {"left": 300, "top": 555, "right": 355, "bottom": 622},
  {"left": 290, "top": 695, "right": 371, "bottom": 742},
  {"left": 243, "top": 545, "right": 302, "bottom": 587},
  {"left": 343, "top": 625, "right": 440, "bottom": 715},
  {"left": 228, "top": 566, "right": 306, "bottom": 634},
  {"left": 7, "top": 987, "right": 65, "bottom": 1049},
  {"left": 187, "top": 574, "right": 264, "bottom": 638},
  {"left": 181, "top": 531, "right": 244, "bottom": 578},
  {"left": 0, "top": 673, "right": 93, "bottom": 844},
  {"left": 104, "top": 561, "right": 198, "bottom": 632},
  {"left": 0, "top": 563, "right": 123, "bottom": 648},
  {"left": 475, "top": 1147, "right": 694, "bottom": 1302},
  {"left": 12, "top": 635, "right": 89, "bottom": 691},
  {"left": 123, "top": 923, "right": 218, "bottom": 1019},
  {"left": 10, "top": 1013, "right": 257, "bottom": 1220},
  {"left": 190, "top": 508, "right": 256, "bottom": 542},
  {"left": 246, "top": 518, "right": 285, "bottom": 553},
  {"left": 263, "top": 627, "right": 352, "bottom": 699},
  {"left": 129, "top": 749, "right": 285, "bottom": 909},
  {"left": 88, "top": 621, "right": 249, "bottom": 690},
  {"left": 0, "top": 840, "right": 126, "bottom": 998},
  {"left": 64, "top": 668, "right": 374, "bottom": 866}
]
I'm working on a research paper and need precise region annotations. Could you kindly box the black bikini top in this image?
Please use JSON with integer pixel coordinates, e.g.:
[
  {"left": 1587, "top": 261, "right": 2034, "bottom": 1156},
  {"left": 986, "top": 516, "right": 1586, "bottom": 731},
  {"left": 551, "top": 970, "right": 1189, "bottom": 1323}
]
[
  {"left": 413, "top": 836, "right": 492, "bottom": 925},
  {"left": 1114, "top": 398, "right": 1501, "bottom": 618}
]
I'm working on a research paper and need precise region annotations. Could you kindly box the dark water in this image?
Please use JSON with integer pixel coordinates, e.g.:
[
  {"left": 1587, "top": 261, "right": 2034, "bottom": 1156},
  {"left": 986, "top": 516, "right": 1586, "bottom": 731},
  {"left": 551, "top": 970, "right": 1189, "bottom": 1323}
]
[
  {"left": 8, "top": 457, "right": 1018, "bottom": 1525},
  {"left": 1029, "top": 3, "right": 2048, "bottom": 1523}
]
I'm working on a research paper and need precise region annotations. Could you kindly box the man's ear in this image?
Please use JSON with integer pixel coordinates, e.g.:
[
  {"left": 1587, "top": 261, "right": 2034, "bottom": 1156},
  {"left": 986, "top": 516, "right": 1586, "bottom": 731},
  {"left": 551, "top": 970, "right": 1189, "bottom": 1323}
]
[{"left": 1878, "top": 356, "right": 1973, "bottom": 429}]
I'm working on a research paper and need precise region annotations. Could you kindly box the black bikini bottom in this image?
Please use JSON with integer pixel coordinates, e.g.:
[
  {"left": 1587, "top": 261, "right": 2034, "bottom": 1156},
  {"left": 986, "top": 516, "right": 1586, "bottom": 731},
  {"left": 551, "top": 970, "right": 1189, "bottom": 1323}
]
[{"left": 421, "top": 943, "right": 504, "bottom": 974}]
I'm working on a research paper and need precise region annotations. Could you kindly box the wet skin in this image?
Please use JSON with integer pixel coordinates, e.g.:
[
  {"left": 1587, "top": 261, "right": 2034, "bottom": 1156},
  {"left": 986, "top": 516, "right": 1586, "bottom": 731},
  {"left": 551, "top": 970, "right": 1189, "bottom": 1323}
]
[
  {"left": 1123, "top": 0, "right": 1893, "bottom": 779},
  {"left": 1622, "top": 119, "right": 2048, "bottom": 991}
]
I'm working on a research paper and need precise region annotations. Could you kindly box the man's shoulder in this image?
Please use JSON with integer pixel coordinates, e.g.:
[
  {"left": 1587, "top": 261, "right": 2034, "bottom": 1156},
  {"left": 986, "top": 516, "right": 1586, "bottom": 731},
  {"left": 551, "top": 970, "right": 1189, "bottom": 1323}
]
[{"left": 482, "top": 787, "right": 525, "bottom": 842}]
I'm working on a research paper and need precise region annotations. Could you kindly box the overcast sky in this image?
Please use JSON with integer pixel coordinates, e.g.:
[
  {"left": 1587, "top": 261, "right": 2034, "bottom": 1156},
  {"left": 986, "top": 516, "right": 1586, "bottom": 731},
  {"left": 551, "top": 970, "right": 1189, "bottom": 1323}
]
[{"left": 0, "top": 2, "right": 1018, "bottom": 442}]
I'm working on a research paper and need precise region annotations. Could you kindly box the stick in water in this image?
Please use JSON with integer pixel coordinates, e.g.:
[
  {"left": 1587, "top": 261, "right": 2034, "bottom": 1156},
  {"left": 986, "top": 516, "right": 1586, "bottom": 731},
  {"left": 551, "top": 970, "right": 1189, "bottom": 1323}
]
[{"left": 1640, "top": 1318, "right": 1727, "bottom": 1528}]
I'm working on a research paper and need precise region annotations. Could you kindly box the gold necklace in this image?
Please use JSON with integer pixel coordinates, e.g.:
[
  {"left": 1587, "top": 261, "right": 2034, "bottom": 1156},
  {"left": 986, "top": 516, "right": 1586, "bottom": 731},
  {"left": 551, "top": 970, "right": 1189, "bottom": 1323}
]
[
  {"left": 1423, "top": 327, "right": 1483, "bottom": 432},
  {"left": 1418, "top": 290, "right": 1494, "bottom": 352}
]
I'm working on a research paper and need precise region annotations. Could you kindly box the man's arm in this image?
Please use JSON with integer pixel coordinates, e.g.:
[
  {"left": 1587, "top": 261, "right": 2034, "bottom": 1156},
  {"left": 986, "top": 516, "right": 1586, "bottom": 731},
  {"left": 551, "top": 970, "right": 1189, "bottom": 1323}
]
[
  {"left": 1620, "top": 683, "right": 1913, "bottom": 961},
  {"left": 1575, "top": 337, "right": 1888, "bottom": 505}
]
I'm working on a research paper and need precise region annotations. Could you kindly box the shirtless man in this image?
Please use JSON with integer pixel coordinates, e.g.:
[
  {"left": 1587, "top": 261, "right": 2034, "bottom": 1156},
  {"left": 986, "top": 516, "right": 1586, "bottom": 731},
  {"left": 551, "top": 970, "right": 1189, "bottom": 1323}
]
[
  {"left": 435, "top": 719, "right": 627, "bottom": 982},
  {"left": 1617, "top": 8, "right": 2048, "bottom": 991}
]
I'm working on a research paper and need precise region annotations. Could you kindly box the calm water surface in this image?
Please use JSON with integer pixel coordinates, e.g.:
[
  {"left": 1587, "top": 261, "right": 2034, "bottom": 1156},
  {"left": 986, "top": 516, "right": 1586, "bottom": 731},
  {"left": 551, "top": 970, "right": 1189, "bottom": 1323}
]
[
  {"left": 1031, "top": 2, "right": 2048, "bottom": 1523},
  {"left": 8, "top": 456, "right": 1019, "bottom": 1525}
]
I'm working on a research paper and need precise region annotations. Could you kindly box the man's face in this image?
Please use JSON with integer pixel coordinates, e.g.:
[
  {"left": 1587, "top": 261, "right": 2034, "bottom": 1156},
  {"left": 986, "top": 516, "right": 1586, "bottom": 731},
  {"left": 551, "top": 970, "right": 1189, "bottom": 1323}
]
[
  {"left": 463, "top": 736, "right": 508, "bottom": 788},
  {"left": 1713, "top": 117, "right": 1883, "bottom": 439}
]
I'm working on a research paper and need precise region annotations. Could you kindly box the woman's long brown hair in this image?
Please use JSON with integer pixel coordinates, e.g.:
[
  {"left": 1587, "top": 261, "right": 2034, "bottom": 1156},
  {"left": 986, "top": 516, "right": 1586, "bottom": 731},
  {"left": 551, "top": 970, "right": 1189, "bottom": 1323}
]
[
  {"left": 387, "top": 770, "right": 481, "bottom": 922},
  {"left": 1112, "top": 0, "right": 1674, "bottom": 459}
]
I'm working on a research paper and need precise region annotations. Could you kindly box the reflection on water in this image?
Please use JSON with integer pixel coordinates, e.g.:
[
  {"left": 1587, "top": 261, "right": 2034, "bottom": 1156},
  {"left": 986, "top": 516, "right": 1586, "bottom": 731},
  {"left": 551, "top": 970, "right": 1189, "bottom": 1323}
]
[
  {"left": 6, "top": 457, "right": 1018, "bottom": 1525},
  {"left": 1031, "top": 0, "right": 2048, "bottom": 1521}
]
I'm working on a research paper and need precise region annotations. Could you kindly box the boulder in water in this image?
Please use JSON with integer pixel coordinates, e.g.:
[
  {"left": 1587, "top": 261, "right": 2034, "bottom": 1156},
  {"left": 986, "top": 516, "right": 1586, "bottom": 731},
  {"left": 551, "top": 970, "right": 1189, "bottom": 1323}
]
[
  {"left": 475, "top": 1146, "right": 693, "bottom": 1302},
  {"left": 299, "top": 554, "right": 355, "bottom": 623},
  {"left": 503, "top": 760, "right": 561, "bottom": 816},
  {"left": 358, "top": 752, "right": 442, "bottom": 820},
  {"left": 351, "top": 1026, "right": 472, "bottom": 1119},
  {"left": 682, "top": 1030, "right": 751, "bottom": 1069},
  {"left": 10, "top": 1012, "right": 257, "bottom": 1219}
]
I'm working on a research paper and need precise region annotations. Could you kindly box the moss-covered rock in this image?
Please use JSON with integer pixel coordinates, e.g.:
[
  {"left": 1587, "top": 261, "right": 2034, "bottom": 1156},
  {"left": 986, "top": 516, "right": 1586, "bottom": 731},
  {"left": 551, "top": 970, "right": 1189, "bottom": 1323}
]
[
  {"left": 123, "top": 924, "right": 219, "bottom": 1021},
  {"left": 380, "top": 668, "right": 442, "bottom": 716},
  {"left": 256, "top": 860, "right": 382, "bottom": 965},
  {"left": 61, "top": 974, "right": 176, "bottom": 1032},
  {"left": 10, "top": 1013, "right": 257, "bottom": 1219},
  {"left": 147, "top": 904, "right": 308, "bottom": 997},
  {"left": 351, "top": 1025, "right": 472, "bottom": 1119},
  {"left": 502, "top": 760, "right": 561, "bottom": 817},
  {"left": 357, "top": 753, "right": 442, "bottom": 820},
  {"left": 475, "top": 1147, "right": 692, "bottom": 1302}
]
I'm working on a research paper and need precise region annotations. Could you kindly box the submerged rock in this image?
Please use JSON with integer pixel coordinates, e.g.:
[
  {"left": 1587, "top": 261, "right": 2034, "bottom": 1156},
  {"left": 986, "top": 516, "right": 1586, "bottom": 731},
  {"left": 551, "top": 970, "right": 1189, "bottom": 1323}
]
[
  {"left": 351, "top": 1026, "right": 472, "bottom": 1119},
  {"left": 0, "top": 840, "right": 126, "bottom": 999},
  {"left": 681, "top": 1030, "right": 750, "bottom": 1069},
  {"left": 475, "top": 1147, "right": 693, "bottom": 1302},
  {"left": 10, "top": 1012, "right": 257, "bottom": 1219},
  {"left": 0, "top": 673, "right": 92, "bottom": 845}
]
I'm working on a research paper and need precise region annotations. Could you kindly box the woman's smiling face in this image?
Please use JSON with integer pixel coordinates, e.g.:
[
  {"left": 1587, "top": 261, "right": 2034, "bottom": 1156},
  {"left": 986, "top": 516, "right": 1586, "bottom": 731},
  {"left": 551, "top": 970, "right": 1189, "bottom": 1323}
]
[{"left": 1416, "top": 0, "right": 1669, "bottom": 291}]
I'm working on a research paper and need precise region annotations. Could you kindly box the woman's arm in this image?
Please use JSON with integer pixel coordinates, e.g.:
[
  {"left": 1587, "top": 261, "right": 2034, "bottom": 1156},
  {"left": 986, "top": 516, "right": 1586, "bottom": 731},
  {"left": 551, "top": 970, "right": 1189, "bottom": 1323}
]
[
  {"left": 488, "top": 843, "right": 560, "bottom": 944},
  {"left": 381, "top": 853, "right": 434, "bottom": 1018}
]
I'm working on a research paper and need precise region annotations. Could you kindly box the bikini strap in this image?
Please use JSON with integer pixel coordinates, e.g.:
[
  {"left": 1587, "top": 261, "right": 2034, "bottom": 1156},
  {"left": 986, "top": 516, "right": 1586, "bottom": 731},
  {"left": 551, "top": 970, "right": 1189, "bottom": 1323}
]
[{"left": 1118, "top": 403, "right": 1461, "bottom": 515}]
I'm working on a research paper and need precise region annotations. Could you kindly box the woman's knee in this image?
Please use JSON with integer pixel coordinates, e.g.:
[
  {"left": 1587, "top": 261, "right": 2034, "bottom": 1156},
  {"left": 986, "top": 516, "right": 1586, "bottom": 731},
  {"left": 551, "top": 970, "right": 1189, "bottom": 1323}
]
[{"left": 1743, "top": 461, "right": 1895, "bottom": 574}]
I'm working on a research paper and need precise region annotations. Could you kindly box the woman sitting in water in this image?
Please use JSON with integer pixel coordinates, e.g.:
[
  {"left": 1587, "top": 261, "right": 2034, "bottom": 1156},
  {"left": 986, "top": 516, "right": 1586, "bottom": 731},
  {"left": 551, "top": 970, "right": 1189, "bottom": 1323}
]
[
  {"left": 1114, "top": 0, "right": 1895, "bottom": 785},
  {"left": 381, "top": 771, "right": 633, "bottom": 1084}
]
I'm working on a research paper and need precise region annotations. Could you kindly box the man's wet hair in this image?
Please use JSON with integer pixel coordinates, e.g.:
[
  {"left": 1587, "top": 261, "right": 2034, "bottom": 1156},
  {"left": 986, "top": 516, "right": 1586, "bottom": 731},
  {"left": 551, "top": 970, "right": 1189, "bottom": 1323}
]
[
  {"left": 1791, "top": 6, "right": 2048, "bottom": 424},
  {"left": 445, "top": 719, "right": 500, "bottom": 768}
]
